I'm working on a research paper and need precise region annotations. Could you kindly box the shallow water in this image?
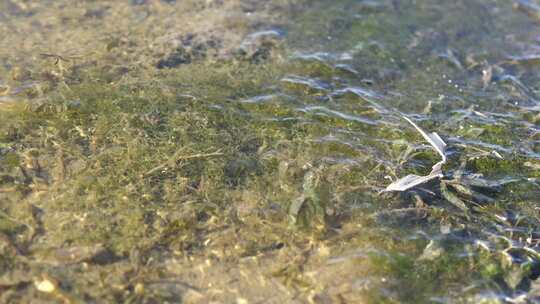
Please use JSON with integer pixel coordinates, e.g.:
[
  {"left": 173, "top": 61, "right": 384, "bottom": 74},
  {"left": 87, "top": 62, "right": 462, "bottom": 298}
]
[{"left": 1, "top": 0, "right": 540, "bottom": 303}]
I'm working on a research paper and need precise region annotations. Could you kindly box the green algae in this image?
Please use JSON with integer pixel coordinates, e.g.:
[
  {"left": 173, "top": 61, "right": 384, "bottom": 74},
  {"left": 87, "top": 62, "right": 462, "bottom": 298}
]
[{"left": 1, "top": 0, "right": 540, "bottom": 303}]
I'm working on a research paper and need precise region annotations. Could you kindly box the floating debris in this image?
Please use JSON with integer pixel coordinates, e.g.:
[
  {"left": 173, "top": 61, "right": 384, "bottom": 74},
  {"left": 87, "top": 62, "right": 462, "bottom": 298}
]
[
  {"left": 383, "top": 116, "right": 447, "bottom": 192},
  {"left": 440, "top": 181, "right": 469, "bottom": 212}
]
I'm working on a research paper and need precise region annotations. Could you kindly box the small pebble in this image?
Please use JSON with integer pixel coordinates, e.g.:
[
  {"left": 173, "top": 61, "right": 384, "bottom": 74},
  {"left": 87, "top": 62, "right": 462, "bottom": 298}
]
[{"left": 35, "top": 277, "right": 56, "bottom": 293}]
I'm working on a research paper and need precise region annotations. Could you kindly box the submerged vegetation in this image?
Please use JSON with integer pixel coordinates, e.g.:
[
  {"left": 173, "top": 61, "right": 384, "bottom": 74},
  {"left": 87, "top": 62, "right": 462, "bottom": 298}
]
[{"left": 1, "top": 0, "right": 540, "bottom": 303}]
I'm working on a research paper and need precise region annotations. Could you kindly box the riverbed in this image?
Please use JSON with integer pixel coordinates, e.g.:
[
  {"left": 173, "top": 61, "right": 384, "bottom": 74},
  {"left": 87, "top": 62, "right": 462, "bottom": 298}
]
[{"left": 1, "top": 0, "right": 540, "bottom": 303}]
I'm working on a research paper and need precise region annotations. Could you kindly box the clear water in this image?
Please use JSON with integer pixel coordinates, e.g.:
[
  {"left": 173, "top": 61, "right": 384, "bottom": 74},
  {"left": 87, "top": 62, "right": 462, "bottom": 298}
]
[{"left": 0, "top": 0, "right": 539, "bottom": 303}]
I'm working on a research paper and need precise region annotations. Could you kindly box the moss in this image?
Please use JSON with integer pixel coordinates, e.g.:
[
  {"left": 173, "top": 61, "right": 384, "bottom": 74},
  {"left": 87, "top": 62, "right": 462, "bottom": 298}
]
[
  {"left": 467, "top": 156, "right": 527, "bottom": 178},
  {"left": 0, "top": 0, "right": 539, "bottom": 302}
]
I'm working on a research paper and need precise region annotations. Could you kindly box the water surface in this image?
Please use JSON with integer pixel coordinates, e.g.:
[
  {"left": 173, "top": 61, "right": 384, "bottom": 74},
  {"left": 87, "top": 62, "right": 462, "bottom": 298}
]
[{"left": 1, "top": 0, "right": 540, "bottom": 303}]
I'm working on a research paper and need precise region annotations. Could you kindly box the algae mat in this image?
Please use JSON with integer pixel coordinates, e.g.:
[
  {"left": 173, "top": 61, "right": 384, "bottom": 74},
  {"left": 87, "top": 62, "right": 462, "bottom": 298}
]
[{"left": 1, "top": 0, "right": 540, "bottom": 303}]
